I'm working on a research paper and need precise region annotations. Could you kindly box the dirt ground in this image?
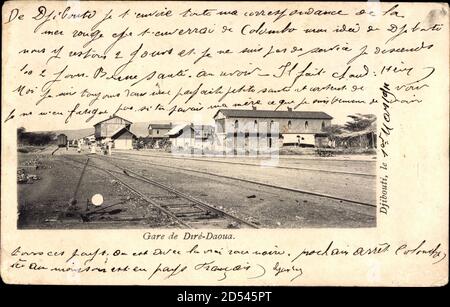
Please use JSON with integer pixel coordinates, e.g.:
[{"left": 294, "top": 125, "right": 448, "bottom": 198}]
[
  {"left": 117, "top": 150, "right": 377, "bottom": 175},
  {"left": 17, "top": 151, "right": 173, "bottom": 229},
  {"left": 16, "top": 147, "right": 376, "bottom": 229},
  {"left": 101, "top": 154, "right": 375, "bottom": 228},
  {"left": 113, "top": 150, "right": 377, "bottom": 205}
]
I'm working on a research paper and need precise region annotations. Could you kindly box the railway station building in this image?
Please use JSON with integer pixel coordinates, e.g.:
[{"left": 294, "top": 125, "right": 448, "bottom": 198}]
[
  {"left": 165, "top": 124, "right": 216, "bottom": 152},
  {"left": 166, "top": 124, "right": 196, "bottom": 150},
  {"left": 110, "top": 127, "right": 136, "bottom": 150},
  {"left": 148, "top": 123, "right": 173, "bottom": 140},
  {"left": 94, "top": 115, "right": 132, "bottom": 141},
  {"left": 213, "top": 107, "right": 333, "bottom": 153},
  {"left": 140, "top": 123, "right": 173, "bottom": 149},
  {"left": 93, "top": 115, "right": 136, "bottom": 149}
]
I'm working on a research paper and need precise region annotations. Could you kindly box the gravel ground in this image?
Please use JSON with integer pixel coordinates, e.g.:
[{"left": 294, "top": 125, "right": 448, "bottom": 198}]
[
  {"left": 113, "top": 151, "right": 376, "bottom": 205},
  {"left": 117, "top": 150, "right": 377, "bottom": 174},
  {"left": 93, "top": 154, "right": 376, "bottom": 228},
  {"left": 17, "top": 152, "right": 173, "bottom": 229},
  {"left": 17, "top": 149, "right": 376, "bottom": 229}
]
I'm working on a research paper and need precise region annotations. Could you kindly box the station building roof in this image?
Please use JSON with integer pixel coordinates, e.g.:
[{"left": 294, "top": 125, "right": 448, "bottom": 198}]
[
  {"left": 129, "top": 122, "right": 150, "bottom": 138},
  {"left": 93, "top": 115, "right": 132, "bottom": 126},
  {"left": 166, "top": 124, "right": 195, "bottom": 137},
  {"left": 148, "top": 123, "right": 173, "bottom": 129},
  {"left": 214, "top": 109, "right": 333, "bottom": 120},
  {"left": 110, "top": 127, "right": 136, "bottom": 139}
]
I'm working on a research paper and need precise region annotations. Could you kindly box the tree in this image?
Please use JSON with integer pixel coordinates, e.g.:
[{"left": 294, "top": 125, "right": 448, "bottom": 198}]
[
  {"left": 17, "top": 127, "right": 26, "bottom": 142},
  {"left": 344, "top": 113, "right": 376, "bottom": 132},
  {"left": 322, "top": 124, "right": 344, "bottom": 140},
  {"left": 17, "top": 127, "right": 55, "bottom": 146}
]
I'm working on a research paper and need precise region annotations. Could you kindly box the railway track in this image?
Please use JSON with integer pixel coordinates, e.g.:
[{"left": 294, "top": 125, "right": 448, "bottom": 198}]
[
  {"left": 113, "top": 151, "right": 376, "bottom": 178},
  {"left": 61, "top": 155, "right": 259, "bottom": 229},
  {"left": 101, "top": 154, "right": 376, "bottom": 208}
]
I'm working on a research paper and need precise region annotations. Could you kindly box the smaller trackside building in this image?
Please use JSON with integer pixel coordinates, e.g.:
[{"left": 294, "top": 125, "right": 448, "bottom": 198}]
[
  {"left": 110, "top": 127, "right": 136, "bottom": 150},
  {"left": 93, "top": 115, "right": 135, "bottom": 150}
]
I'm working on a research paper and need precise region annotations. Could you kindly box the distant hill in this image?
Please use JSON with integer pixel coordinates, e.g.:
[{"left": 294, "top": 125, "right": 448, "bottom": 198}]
[
  {"left": 33, "top": 122, "right": 155, "bottom": 140},
  {"left": 34, "top": 127, "right": 95, "bottom": 140}
]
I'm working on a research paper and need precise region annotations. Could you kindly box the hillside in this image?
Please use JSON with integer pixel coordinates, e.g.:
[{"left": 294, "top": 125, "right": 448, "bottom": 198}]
[
  {"left": 32, "top": 122, "right": 154, "bottom": 140},
  {"left": 27, "top": 118, "right": 200, "bottom": 140},
  {"left": 34, "top": 127, "right": 95, "bottom": 140}
]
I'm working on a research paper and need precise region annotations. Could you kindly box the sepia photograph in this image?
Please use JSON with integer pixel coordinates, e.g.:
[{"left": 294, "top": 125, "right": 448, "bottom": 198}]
[
  {"left": 17, "top": 109, "right": 377, "bottom": 229},
  {"left": 2, "top": 1, "right": 447, "bottom": 286}
]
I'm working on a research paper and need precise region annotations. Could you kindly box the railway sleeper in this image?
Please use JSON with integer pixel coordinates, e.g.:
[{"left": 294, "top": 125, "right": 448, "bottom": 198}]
[
  {"left": 91, "top": 217, "right": 154, "bottom": 222},
  {"left": 161, "top": 203, "right": 196, "bottom": 208},
  {"left": 174, "top": 211, "right": 214, "bottom": 216},
  {"left": 175, "top": 212, "right": 220, "bottom": 218},
  {"left": 166, "top": 208, "right": 205, "bottom": 214},
  {"left": 149, "top": 195, "right": 180, "bottom": 199}
]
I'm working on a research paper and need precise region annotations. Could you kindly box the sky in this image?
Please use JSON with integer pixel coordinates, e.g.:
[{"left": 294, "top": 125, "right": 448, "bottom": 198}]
[{"left": 22, "top": 106, "right": 370, "bottom": 132}]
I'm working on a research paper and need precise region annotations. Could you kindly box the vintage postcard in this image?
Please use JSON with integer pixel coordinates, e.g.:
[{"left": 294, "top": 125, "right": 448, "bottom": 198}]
[{"left": 1, "top": 1, "right": 448, "bottom": 287}]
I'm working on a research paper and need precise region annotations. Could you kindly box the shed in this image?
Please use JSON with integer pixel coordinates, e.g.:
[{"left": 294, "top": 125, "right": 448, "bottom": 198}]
[
  {"left": 166, "top": 124, "right": 195, "bottom": 149},
  {"left": 111, "top": 127, "right": 136, "bottom": 150},
  {"left": 94, "top": 115, "right": 132, "bottom": 140},
  {"left": 148, "top": 123, "right": 173, "bottom": 138},
  {"left": 129, "top": 122, "right": 150, "bottom": 138},
  {"left": 335, "top": 128, "right": 376, "bottom": 149}
]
